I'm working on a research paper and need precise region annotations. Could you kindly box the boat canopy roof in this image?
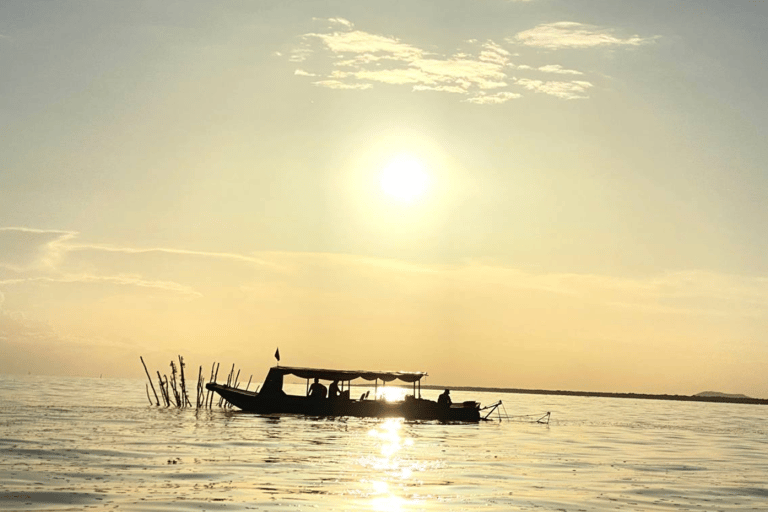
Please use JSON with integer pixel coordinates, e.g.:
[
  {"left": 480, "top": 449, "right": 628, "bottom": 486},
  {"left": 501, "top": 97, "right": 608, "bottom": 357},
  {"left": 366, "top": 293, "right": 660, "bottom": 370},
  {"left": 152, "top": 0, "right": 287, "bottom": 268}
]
[{"left": 270, "top": 366, "right": 426, "bottom": 383}]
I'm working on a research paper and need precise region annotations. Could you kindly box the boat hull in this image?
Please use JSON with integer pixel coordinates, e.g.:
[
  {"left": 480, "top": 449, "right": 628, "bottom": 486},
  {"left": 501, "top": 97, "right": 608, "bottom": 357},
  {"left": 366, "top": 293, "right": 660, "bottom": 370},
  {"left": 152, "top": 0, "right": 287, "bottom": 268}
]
[{"left": 206, "top": 383, "right": 480, "bottom": 422}]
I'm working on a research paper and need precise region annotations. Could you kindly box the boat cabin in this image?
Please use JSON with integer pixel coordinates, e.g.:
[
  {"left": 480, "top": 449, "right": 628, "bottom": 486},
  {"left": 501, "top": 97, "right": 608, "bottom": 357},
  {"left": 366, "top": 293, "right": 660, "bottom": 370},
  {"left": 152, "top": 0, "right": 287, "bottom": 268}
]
[{"left": 261, "top": 365, "right": 426, "bottom": 399}]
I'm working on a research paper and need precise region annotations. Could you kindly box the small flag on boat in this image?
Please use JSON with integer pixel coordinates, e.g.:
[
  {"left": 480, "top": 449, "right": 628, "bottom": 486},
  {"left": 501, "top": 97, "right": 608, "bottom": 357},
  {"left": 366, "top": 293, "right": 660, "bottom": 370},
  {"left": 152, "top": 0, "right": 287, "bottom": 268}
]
[{"left": 274, "top": 347, "right": 280, "bottom": 363}]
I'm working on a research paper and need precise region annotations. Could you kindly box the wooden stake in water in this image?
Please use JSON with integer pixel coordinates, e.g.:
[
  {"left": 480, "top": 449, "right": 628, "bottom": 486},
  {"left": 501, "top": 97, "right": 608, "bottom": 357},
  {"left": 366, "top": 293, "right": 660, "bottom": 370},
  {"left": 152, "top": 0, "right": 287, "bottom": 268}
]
[
  {"left": 208, "top": 363, "right": 220, "bottom": 408},
  {"left": 170, "top": 361, "right": 182, "bottom": 407},
  {"left": 178, "top": 355, "right": 189, "bottom": 408},
  {"left": 140, "top": 356, "right": 160, "bottom": 406},
  {"left": 155, "top": 371, "right": 166, "bottom": 406},
  {"left": 196, "top": 365, "right": 204, "bottom": 409},
  {"left": 219, "top": 364, "right": 233, "bottom": 407}
]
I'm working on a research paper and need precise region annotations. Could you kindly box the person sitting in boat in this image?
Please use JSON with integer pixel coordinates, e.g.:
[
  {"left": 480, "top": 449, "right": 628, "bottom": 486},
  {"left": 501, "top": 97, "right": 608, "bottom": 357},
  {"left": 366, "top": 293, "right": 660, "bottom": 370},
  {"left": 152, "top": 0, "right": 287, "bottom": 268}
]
[
  {"left": 308, "top": 378, "right": 327, "bottom": 399},
  {"left": 328, "top": 380, "right": 340, "bottom": 399},
  {"left": 437, "top": 389, "right": 452, "bottom": 407}
]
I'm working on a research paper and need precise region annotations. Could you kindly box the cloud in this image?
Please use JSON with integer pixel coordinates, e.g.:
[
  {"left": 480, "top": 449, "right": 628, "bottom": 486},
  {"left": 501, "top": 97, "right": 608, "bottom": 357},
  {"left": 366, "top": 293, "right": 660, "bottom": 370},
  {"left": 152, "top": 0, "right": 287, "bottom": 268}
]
[
  {"left": 538, "top": 64, "right": 583, "bottom": 75},
  {"left": 311, "top": 79, "right": 373, "bottom": 90},
  {"left": 287, "top": 19, "right": 654, "bottom": 103},
  {"left": 307, "top": 29, "right": 424, "bottom": 62},
  {"left": 289, "top": 47, "right": 313, "bottom": 63},
  {"left": 0, "top": 227, "right": 77, "bottom": 272},
  {"left": 465, "top": 91, "right": 523, "bottom": 104},
  {"left": 413, "top": 84, "right": 468, "bottom": 94},
  {"left": 412, "top": 57, "right": 508, "bottom": 89},
  {"left": 0, "top": 274, "right": 202, "bottom": 298},
  {"left": 0, "top": 228, "right": 283, "bottom": 300},
  {"left": 64, "top": 242, "right": 282, "bottom": 269},
  {"left": 294, "top": 22, "right": 520, "bottom": 103},
  {"left": 229, "top": 252, "right": 768, "bottom": 321},
  {"left": 328, "top": 17, "right": 354, "bottom": 28},
  {"left": 515, "top": 78, "right": 593, "bottom": 99},
  {"left": 478, "top": 41, "right": 511, "bottom": 66},
  {"left": 13, "top": 229, "right": 760, "bottom": 323},
  {"left": 514, "top": 21, "right": 654, "bottom": 49},
  {"left": 313, "top": 17, "right": 354, "bottom": 29}
]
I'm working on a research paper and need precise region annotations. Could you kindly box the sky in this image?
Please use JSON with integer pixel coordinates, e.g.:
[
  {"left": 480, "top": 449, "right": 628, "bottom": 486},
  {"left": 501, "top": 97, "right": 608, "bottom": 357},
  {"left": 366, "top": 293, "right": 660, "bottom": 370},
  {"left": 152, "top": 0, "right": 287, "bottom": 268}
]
[{"left": 1, "top": 0, "right": 767, "bottom": 397}]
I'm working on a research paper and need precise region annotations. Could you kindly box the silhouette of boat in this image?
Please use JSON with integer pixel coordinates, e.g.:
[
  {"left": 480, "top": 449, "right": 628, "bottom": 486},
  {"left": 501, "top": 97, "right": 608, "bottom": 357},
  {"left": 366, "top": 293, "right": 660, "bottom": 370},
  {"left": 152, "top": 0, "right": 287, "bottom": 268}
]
[{"left": 205, "top": 365, "right": 481, "bottom": 422}]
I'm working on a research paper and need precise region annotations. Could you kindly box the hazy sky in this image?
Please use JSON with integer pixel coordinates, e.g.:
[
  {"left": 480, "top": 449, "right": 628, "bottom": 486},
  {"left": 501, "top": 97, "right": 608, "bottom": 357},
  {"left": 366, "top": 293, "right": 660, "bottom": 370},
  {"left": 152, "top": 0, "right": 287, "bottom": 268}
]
[{"left": 2, "top": 0, "right": 767, "bottom": 397}]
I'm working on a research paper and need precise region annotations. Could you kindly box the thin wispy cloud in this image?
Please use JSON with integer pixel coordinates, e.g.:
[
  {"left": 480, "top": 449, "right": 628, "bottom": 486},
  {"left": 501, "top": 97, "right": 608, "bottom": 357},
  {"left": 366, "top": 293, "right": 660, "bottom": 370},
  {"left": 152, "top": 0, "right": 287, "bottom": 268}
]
[
  {"left": 312, "top": 79, "right": 373, "bottom": 90},
  {"left": 326, "top": 17, "right": 354, "bottom": 28},
  {"left": 538, "top": 64, "right": 583, "bottom": 75},
  {"left": 0, "top": 227, "right": 77, "bottom": 272},
  {"left": 465, "top": 91, "right": 523, "bottom": 104},
  {"left": 515, "top": 78, "right": 594, "bottom": 99},
  {"left": 233, "top": 252, "right": 768, "bottom": 322},
  {"left": 0, "top": 274, "right": 202, "bottom": 298},
  {"left": 290, "top": 18, "right": 653, "bottom": 102},
  {"left": 0, "top": 227, "right": 282, "bottom": 300},
  {"left": 12, "top": 226, "right": 763, "bottom": 320},
  {"left": 514, "top": 21, "right": 654, "bottom": 49},
  {"left": 65, "top": 243, "right": 282, "bottom": 270}
]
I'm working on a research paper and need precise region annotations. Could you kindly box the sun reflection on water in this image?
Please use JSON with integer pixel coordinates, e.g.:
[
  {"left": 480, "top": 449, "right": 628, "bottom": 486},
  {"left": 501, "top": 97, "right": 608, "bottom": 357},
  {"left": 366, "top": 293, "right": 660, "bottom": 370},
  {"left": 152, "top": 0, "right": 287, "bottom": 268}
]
[
  {"left": 359, "top": 418, "right": 419, "bottom": 510},
  {"left": 369, "top": 417, "right": 405, "bottom": 459},
  {"left": 371, "top": 494, "right": 406, "bottom": 512}
]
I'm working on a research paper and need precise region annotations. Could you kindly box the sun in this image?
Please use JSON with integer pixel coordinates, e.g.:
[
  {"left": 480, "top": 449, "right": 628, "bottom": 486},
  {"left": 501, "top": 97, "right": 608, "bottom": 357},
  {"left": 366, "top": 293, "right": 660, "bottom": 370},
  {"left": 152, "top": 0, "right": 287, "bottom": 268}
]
[{"left": 379, "top": 156, "right": 429, "bottom": 203}]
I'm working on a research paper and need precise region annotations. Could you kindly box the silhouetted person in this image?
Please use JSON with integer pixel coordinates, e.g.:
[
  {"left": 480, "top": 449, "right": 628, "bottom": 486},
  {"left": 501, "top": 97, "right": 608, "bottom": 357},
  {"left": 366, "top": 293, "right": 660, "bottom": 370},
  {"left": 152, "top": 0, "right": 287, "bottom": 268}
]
[
  {"left": 309, "top": 378, "right": 327, "bottom": 399},
  {"left": 437, "top": 389, "right": 452, "bottom": 407},
  {"left": 329, "top": 380, "right": 340, "bottom": 399}
]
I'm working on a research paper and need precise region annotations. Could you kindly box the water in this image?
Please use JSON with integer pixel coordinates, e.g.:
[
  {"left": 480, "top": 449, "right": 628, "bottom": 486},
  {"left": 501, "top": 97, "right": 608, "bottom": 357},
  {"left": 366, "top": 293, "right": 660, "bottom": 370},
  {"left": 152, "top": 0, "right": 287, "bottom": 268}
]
[{"left": 1, "top": 375, "right": 766, "bottom": 511}]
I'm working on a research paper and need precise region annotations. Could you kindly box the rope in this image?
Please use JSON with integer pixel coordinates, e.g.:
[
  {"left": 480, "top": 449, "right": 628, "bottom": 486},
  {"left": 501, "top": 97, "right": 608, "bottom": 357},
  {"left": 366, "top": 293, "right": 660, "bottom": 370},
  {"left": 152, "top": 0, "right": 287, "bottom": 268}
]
[{"left": 481, "top": 401, "right": 551, "bottom": 424}]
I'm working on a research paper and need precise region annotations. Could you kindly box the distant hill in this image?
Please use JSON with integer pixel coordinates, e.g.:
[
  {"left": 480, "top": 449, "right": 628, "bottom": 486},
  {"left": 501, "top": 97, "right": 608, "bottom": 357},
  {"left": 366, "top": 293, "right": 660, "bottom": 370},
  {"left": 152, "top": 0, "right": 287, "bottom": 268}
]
[{"left": 695, "top": 391, "right": 751, "bottom": 399}]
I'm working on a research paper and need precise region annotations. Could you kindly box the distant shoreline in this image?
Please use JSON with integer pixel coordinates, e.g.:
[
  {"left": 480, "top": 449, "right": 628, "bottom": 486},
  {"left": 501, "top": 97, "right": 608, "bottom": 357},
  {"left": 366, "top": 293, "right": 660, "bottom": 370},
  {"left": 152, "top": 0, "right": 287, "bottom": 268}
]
[{"left": 421, "top": 385, "right": 768, "bottom": 405}]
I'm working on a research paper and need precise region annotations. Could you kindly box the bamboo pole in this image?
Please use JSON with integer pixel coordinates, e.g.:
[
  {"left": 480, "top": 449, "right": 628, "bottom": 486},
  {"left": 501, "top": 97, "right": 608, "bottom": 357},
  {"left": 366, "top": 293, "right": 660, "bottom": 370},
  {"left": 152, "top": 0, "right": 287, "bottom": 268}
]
[
  {"left": 140, "top": 356, "right": 160, "bottom": 406},
  {"left": 208, "top": 363, "right": 220, "bottom": 408},
  {"left": 229, "top": 369, "right": 242, "bottom": 408},
  {"left": 183, "top": 359, "right": 191, "bottom": 407},
  {"left": 204, "top": 362, "right": 215, "bottom": 409},
  {"left": 220, "top": 364, "right": 235, "bottom": 407},
  {"left": 196, "top": 365, "right": 204, "bottom": 408},
  {"left": 164, "top": 375, "right": 172, "bottom": 407},
  {"left": 178, "top": 355, "right": 189, "bottom": 408},
  {"left": 200, "top": 365, "right": 206, "bottom": 409},
  {"left": 157, "top": 371, "right": 169, "bottom": 406},
  {"left": 169, "top": 361, "right": 181, "bottom": 407},
  {"left": 141, "top": 356, "right": 255, "bottom": 409}
]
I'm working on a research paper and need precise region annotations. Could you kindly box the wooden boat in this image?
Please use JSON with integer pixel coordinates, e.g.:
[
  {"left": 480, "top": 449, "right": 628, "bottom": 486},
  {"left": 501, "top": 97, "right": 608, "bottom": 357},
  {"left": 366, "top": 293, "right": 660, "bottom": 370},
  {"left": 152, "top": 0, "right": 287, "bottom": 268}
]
[{"left": 205, "top": 365, "right": 481, "bottom": 422}]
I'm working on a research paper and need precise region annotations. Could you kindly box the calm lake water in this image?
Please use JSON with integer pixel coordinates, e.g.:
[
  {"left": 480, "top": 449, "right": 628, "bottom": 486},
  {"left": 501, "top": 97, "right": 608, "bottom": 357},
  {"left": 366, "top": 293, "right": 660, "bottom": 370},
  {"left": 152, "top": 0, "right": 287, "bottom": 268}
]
[{"left": 1, "top": 374, "right": 766, "bottom": 511}]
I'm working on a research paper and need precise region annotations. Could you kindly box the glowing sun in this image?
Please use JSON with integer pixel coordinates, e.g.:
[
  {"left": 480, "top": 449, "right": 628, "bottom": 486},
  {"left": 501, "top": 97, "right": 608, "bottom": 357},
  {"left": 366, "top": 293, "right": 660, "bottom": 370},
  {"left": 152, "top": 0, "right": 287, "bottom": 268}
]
[{"left": 379, "top": 156, "right": 429, "bottom": 203}]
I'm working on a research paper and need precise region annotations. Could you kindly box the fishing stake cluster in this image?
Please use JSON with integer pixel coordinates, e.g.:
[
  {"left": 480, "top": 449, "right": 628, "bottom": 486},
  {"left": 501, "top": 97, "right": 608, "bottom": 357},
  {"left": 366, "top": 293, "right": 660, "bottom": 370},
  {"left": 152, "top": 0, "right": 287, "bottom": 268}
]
[{"left": 140, "top": 356, "right": 251, "bottom": 409}]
